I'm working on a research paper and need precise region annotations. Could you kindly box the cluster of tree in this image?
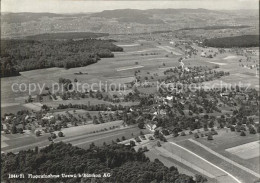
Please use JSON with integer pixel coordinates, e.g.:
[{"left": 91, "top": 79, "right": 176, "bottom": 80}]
[
  {"left": 1, "top": 110, "right": 32, "bottom": 134},
  {"left": 154, "top": 130, "right": 167, "bottom": 142},
  {"left": 203, "top": 35, "right": 259, "bottom": 48},
  {"left": 162, "top": 66, "right": 229, "bottom": 85},
  {"left": 0, "top": 39, "right": 123, "bottom": 77},
  {"left": 1, "top": 142, "right": 200, "bottom": 183},
  {"left": 57, "top": 103, "right": 125, "bottom": 111}
]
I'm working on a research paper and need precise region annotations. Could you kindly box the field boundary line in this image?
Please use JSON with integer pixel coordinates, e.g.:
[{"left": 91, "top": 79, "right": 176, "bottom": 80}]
[
  {"left": 189, "top": 139, "right": 260, "bottom": 178},
  {"left": 169, "top": 141, "right": 242, "bottom": 183}
]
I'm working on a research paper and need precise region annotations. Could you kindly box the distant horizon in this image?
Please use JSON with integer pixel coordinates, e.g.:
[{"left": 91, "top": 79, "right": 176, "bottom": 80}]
[
  {"left": 1, "top": 8, "right": 259, "bottom": 14},
  {"left": 1, "top": 0, "right": 259, "bottom": 14}
]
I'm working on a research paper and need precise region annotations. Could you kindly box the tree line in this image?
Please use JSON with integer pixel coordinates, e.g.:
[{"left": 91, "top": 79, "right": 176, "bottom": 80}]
[
  {"left": 1, "top": 142, "right": 202, "bottom": 183},
  {"left": 57, "top": 103, "right": 125, "bottom": 111}
]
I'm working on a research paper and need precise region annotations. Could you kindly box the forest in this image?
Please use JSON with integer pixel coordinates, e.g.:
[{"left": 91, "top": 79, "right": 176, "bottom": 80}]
[
  {"left": 1, "top": 142, "right": 199, "bottom": 183},
  {"left": 203, "top": 35, "right": 259, "bottom": 48},
  {"left": 0, "top": 39, "right": 123, "bottom": 77},
  {"left": 25, "top": 32, "right": 109, "bottom": 40}
]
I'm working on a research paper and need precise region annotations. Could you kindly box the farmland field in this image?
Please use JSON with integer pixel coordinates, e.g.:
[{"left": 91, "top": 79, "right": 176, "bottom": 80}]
[
  {"left": 158, "top": 142, "right": 238, "bottom": 183},
  {"left": 187, "top": 129, "right": 260, "bottom": 173},
  {"left": 175, "top": 129, "right": 260, "bottom": 183},
  {"left": 145, "top": 147, "right": 217, "bottom": 183},
  {"left": 226, "top": 141, "right": 260, "bottom": 160},
  {"left": 1, "top": 120, "right": 148, "bottom": 153}
]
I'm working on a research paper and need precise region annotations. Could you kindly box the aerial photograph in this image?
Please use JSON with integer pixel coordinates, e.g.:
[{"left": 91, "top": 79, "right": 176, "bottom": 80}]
[{"left": 0, "top": 0, "right": 259, "bottom": 182}]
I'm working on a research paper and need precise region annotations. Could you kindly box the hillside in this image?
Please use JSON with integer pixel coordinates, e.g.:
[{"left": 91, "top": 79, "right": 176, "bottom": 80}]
[
  {"left": 1, "top": 9, "right": 258, "bottom": 37},
  {"left": 1, "top": 12, "right": 68, "bottom": 23},
  {"left": 91, "top": 9, "right": 164, "bottom": 24},
  {"left": 91, "top": 8, "right": 221, "bottom": 18}
]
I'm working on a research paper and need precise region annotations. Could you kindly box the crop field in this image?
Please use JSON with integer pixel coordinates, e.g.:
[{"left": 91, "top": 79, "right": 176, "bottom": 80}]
[
  {"left": 174, "top": 128, "right": 260, "bottom": 183},
  {"left": 226, "top": 141, "right": 260, "bottom": 160},
  {"left": 58, "top": 120, "right": 124, "bottom": 137},
  {"left": 75, "top": 127, "right": 150, "bottom": 149},
  {"left": 193, "top": 128, "right": 259, "bottom": 151},
  {"left": 1, "top": 120, "right": 140, "bottom": 153},
  {"left": 145, "top": 148, "right": 217, "bottom": 183},
  {"left": 177, "top": 139, "right": 259, "bottom": 183},
  {"left": 190, "top": 129, "right": 260, "bottom": 172},
  {"left": 157, "top": 142, "right": 237, "bottom": 183}
]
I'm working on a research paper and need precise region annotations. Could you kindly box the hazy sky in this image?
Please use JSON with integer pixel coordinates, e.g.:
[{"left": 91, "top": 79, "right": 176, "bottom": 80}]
[{"left": 1, "top": 0, "right": 259, "bottom": 13}]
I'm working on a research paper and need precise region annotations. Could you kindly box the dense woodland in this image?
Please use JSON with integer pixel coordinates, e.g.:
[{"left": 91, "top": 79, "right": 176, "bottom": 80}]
[
  {"left": 25, "top": 32, "right": 109, "bottom": 40},
  {"left": 0, "top": 39, "right": 123, "bottom": 77},
  {"left": 203, "top": 35, "right": 259, "bottom": 48},
  {"left": 1, "top": 142, "right": 198, "bottom": 183}
]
